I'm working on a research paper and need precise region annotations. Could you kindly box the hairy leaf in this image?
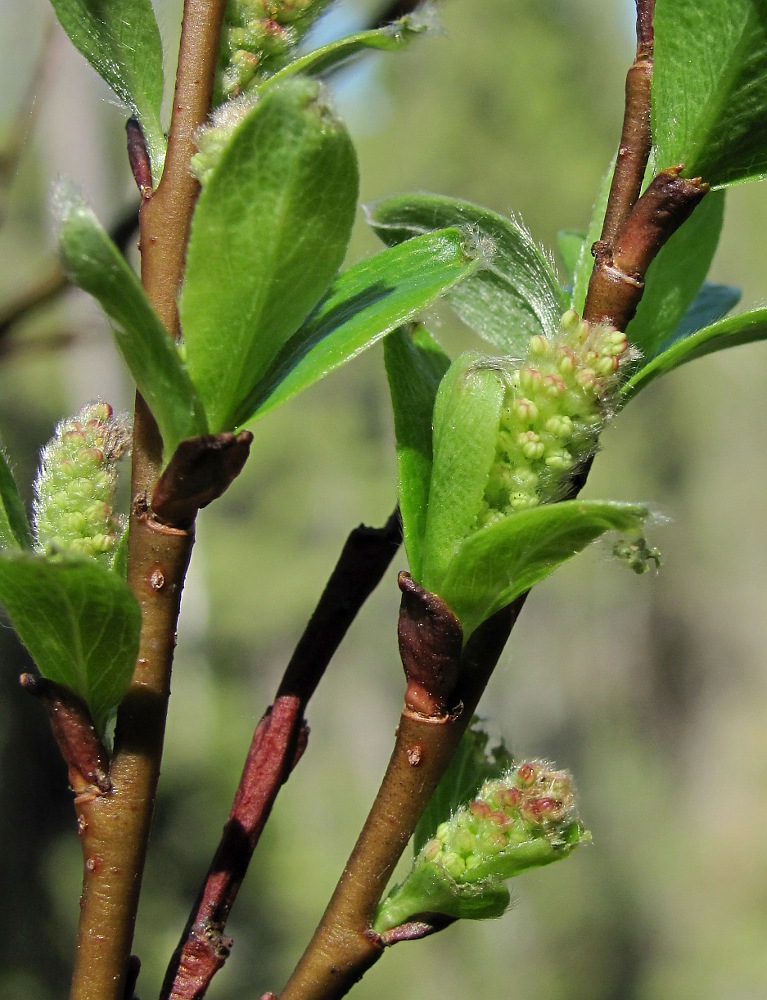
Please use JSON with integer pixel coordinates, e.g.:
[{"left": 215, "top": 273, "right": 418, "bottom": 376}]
[
  {"left": 0, "top": 553, "right": 141, "bottom": 734},
  {"left": 242, "top": 229, "right": 477, "bottom": 425},
  {"left": 49, "top": 0, "right": 165, "bottom": 174},
  {"left": 439, "top": 501, "right": 649, "bottom": 638},
  {"left": 384, "top": 324, "right": 451, "bottom": 583},
  {"left": 369, "top": 194, "right": 566, "bottom": 353},
  {"left": 181, "top": 78, "right": 359, "bottom": 433},
  {"left": 55, "top": 187, "right": 208, "bottom": 456},
  {"left": 672, "top": 283, "right": 742, "bottom": 341},
  {"left": 653, "top": 0, "right": 767, "bottom": 187}
]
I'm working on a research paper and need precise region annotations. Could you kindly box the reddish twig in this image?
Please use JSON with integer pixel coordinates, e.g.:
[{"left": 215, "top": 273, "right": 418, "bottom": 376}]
[
  {"left": 19, "top": 673, "right": 111, "bottom": 798},
  {"left": 161, "top": 512, "right": 402, "bottom": 1000}
]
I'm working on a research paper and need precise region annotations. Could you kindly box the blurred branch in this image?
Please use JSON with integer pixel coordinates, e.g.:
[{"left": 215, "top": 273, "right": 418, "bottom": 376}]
[
  {"left": 161, "top": 511, "right": 403, "bottom": 1000},
  {"left": 369, "top": 0, "right": 430, "bottom": 29},
  {"left": 0, "top": 206, "right": 138, "bottom": 345}
]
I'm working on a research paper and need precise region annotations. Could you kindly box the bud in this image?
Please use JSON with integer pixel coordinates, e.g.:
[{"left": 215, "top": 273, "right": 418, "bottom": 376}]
[
  {"left": 474, "top": 311, "right": 634, "bottom": 529},
  {"left": 33, "top": 403, "right": 131, "bottom": 563},
  {"left": 373, "top": 760, "right": 589, "bottom": 932}
]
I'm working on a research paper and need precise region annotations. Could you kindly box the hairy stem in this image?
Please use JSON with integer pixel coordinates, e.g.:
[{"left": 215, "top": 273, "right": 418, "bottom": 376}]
[{"left": 67, "top": 3, "right": 225, "bottom": 998}]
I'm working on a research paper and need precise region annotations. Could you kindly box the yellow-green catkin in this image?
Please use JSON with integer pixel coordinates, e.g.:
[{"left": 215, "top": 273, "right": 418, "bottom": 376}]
[
  {"left": 421, "top": 761, "right": 585, "bottom": 883},
  {"left": 33, "top": 402, "right": 131, "bottom": 562},
  {"left": 477, "top": 310, "right": 633, "bottom": 527},
  {"left": 218, "top": 0, "right": 333, "bottom": 99}
]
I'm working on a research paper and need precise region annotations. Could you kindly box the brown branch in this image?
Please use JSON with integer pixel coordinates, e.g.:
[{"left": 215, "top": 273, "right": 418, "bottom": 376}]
[
  {"left": 584, "top": 167, "right": 709, "bottom": 330},
  {"left": 161, "top": 512, "right": 402, "bottom": 1000},
  {"left": 273, "top": 597, "right": 523, "bottom": 1000},
  {"left": 598, "top": 0, "right": 655, "bottom": 249},
  {"left": 67, "top": 2, "right": 227, "bottom": 999}
]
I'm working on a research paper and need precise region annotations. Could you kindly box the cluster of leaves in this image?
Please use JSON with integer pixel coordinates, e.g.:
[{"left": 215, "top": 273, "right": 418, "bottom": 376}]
[{"left": 2, "top": 0, "right": 767, "bottom": 796}]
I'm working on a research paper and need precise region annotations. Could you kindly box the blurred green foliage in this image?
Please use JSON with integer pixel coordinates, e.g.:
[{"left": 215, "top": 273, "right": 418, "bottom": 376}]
[{"left": 2, "top": 1, "right": 767, "bottom": 999}]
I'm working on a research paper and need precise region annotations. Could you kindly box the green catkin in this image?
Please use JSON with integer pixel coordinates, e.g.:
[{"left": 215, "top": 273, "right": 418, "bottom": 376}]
[
  {"left": 421, "top": 761, "right": 585, "bottom": 883},
  {"left": 476, "top": 310, "right": 633, "bottom": 528},
  {"left": 33, "top": 402, "right": 131, "bottom": 563},
  {"left": 217, "top": 0, "right": 334, "bottom": 100}
]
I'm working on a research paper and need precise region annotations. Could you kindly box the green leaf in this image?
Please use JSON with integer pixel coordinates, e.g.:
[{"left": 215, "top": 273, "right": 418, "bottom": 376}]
[
  {"left": 241, "top": 228, "right": 479, "bottom": 426},
  {"left": 557, "top": 230, "right": 586, "bottom": 282},
  {"left": 653, "top": 0, "right": 767, "bottom": 187},
  {"left": 420, "top": 353, "right": 506, "bottom": 592},
  {"left": 181, "top": 78, "right": 359, "bottom": 433},
  {"left": 0, "top": 446, "right": 32, "bottom": 550},
  {"left": 384, "top": 325, "right": 451, "bottom": 584},
  {"left": 55, "top": 187, "right": 208, "bottom": 456},
  {"left": 672, "top": 283, "right": 742, "bottom": 341},
  {"left": 259, "top": 16, "right": 429, "bottom": 94},
  {"left": 624, "top": 308, "right": 767, "bottom": 399},
  {"left": 625, "top": 190, "right": 725, "bottom": 360},
  {"left": 369, "top": 194, "right": 566, "bottom": 354},
  {"left": 0, "top": 552, "right": 141, "bottom": 734},
  {"left": 439, "top": 500, "right": 649, "bottom": 638},
  {"left": 49, "top": 0, "right": 165, "bottom": 175},
  {"left": 414, "top": 723, "right": 513, "bottom": 855}
]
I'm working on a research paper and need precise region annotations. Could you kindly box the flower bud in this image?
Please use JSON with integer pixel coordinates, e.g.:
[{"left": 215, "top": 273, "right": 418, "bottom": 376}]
[
  {"left": 33, "top": 403, "right": 131, "bottom": 564},
  {"left": 373, "top": 760, "right": 589, "bottom": 932}
]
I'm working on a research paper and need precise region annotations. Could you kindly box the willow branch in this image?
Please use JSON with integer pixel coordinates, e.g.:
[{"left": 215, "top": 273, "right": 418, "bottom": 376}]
[
  {"left": 598, "top": 0, "right": 655, "bottom": 249},
  {"left": 161, "top": 512, "right": 402, "bottom": 1000},
  {"left": 67, "top": 3, "right": 226, "bottom": 999},
  {"left": 272, "top": 594, "right": 524, "bottom": 1000}
]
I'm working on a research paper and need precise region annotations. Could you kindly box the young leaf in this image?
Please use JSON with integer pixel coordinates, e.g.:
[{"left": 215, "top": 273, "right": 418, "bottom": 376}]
[
  {"left": 55, "top": 188, "right": 208, "bottom": 456},
  {"left": 259, "top": 16, "right": 430, "bottom": 95},
  {"left": 625, "top": 191, "right": 725, "bottom": 360},
  {"left": 413, "top": 723, "right": 513, "bottom": 855},
  {"left": 368, "top": 194, "right": 566, "bottom": 354},
  {"left": 181, "top": 78, "right": 359, "bottom": 433},
  {"left": 243, "top": 228, "right": 477, "bottom": 425},
  {"left": 420, "top": 353, "right": 506, "bottom": 592},
  {"left": 0, "top": 552, "right": 141, "bottom": 734},
  {"left": 438, "top": 500, "right": 649, "bottom": 638},
  {"left": 623, "top": 308, "right": 767, "bottom": 399},
  {"left": 384, "top": 324, "right": 451, "bottom": 583},
  {"left": 0, "top": 446, "right": 32, "bottom": 550},
  {"left": 653, "top": 0, "right": 767, "bottom": 187},
  {"left": 49, "top": 0, "right": 165, "bottom": 175}
]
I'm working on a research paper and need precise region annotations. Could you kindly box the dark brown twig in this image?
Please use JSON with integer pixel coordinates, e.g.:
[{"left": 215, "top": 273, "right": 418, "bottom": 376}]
[{"left": 161, "top": 512, "right": 402, "bottom": 1000}]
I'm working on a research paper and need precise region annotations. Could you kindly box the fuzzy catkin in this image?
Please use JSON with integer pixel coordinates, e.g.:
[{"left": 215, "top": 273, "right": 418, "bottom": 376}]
[
  {"left": 33, "top": 402, "right": 131, "bottom": 562},
  {"left": 477, "top": 310, "right": 633, "bottom": 527}
]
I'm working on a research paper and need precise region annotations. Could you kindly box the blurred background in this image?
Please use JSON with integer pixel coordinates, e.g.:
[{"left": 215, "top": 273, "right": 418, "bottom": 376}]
[{"left": 1, "top": 1, "right": 767, "bottom": 998}]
